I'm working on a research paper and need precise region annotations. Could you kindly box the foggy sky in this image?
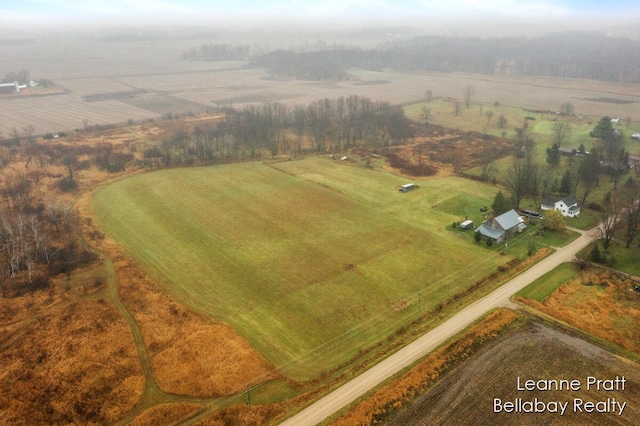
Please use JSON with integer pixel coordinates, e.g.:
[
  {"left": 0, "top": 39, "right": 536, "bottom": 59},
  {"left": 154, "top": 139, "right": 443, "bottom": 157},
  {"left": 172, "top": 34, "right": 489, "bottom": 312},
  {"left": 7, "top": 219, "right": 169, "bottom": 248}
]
[{"left": 1, "top": 1, "right": 639, "bottom": 37}]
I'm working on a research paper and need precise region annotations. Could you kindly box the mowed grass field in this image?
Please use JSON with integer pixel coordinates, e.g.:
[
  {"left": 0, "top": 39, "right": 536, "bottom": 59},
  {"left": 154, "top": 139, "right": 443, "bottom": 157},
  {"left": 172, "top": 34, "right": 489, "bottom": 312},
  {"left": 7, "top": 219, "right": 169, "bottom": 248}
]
[{"left": 91, "top": 157, "right": 508, "bottom": 380}]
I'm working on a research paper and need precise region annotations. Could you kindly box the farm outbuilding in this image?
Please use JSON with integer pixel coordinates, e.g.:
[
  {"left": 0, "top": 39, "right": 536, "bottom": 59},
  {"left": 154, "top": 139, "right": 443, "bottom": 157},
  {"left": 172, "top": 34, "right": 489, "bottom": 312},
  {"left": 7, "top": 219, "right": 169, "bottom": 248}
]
[
  {"left": 475, "top": 209, "right": 526, "bottom": 243},
  {"left": 559, "top": 147, "right": 577, "bottom": 157},
  {"left": 460, "top": 220, "right": 474, "bottom": 230},
  {"left": 0, "top": 82, "right": 19, "bottom": 94}
]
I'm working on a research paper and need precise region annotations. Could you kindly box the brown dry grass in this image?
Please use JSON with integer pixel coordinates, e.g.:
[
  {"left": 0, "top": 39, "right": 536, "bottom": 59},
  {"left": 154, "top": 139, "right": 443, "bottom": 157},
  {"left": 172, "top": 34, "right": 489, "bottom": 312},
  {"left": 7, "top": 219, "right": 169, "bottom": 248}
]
[
  {"left": 77, "top": 195, "right": 278, "bottom": 397},
  {"left": 518, "top": 269, "right": 640, "bottom": 353},
  {"left": 130, "top": 403, "right": 202, "bottom": 426},
  {"left": 0, "top": 299, "right": 144, "bottom": 424},
  {"left": 195, "top": 405, "right": 284, "bottom": 426},
  {"left": 384, "top": 125, "right": 512, "bottom": 178},
  {"left": 330, "top": 308, "right": 519, "bottom": 426},
  {"left": 0, "top": 285, "right": 68, "bottom": 334}
]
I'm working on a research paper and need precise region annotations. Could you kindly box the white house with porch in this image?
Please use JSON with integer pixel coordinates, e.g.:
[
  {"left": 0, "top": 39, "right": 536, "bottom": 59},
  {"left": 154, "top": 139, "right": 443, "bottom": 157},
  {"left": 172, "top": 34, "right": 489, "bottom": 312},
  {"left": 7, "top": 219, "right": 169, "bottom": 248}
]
[{"left": 541, "top": 196, "right": 581, "bottom": 218}]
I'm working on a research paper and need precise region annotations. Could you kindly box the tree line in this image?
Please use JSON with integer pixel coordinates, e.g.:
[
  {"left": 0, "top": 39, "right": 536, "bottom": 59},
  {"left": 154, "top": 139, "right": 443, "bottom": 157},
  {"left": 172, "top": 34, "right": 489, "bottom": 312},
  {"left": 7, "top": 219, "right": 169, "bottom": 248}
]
[
  {"left": 247, "top": 32, "right": 640, "bottom": 83},
  {"left": 143, "top": 96, "right": 413, "bottom": 167},
  {"left": 181, "top": 43, "right": 250, "bottom": 61}
]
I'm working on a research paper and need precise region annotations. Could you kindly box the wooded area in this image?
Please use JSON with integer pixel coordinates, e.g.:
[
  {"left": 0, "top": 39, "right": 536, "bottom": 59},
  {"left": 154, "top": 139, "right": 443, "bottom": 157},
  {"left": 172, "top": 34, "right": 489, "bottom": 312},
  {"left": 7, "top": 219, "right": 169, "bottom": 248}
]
[
  {"left": 0, "top": 139, "right": 99, "bottom": 298},
  {"left": 243, "top": 33, "right": 640, "bottom": 83},
  {"left": 145, "top": 96, "right": 413, "bottom": 167}
]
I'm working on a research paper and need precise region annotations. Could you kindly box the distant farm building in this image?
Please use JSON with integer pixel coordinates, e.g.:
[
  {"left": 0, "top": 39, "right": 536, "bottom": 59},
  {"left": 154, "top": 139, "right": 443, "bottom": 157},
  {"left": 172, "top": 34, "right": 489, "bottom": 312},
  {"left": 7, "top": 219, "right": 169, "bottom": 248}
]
[
  {"left": 541, "top": 196, "right": 581, "bottom": 218},
  {"left": 559, "top": 147, "right": 577, "bottom": 157},
  {"left": 475, "top": 209, "right": 526, "bottom": 243},
  {"left": 0, "top": 82, "right": 19, "bottom": 94}
]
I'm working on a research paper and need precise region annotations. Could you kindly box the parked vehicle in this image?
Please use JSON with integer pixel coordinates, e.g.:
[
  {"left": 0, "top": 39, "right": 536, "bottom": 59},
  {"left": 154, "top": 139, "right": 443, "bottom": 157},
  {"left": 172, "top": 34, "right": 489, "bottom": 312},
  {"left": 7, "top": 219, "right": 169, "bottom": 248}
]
[{"left": 399, "top": 183, "right": 416, "bottom": 192}]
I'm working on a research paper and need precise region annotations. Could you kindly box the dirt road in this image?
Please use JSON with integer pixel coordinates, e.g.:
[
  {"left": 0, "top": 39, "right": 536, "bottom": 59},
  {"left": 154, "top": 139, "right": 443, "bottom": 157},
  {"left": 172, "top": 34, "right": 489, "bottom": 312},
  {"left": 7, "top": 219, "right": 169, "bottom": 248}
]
[{"left": 280, "top": 228, "right": 595, "bottom": 426}]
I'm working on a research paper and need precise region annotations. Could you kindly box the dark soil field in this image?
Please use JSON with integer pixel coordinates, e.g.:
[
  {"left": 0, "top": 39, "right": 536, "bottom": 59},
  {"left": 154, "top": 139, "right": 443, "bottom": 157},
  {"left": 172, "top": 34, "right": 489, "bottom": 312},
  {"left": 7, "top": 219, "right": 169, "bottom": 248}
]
[{"left": 385, "top": 322, "right": 640, "bottom": 425}]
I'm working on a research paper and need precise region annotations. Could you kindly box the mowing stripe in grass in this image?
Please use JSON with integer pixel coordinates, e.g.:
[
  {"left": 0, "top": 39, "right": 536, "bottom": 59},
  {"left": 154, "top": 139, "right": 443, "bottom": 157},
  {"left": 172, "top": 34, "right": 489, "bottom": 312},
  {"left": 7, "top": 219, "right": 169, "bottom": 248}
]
[{"left": 91, "top": 158, "right": 510, "bottom": 381}]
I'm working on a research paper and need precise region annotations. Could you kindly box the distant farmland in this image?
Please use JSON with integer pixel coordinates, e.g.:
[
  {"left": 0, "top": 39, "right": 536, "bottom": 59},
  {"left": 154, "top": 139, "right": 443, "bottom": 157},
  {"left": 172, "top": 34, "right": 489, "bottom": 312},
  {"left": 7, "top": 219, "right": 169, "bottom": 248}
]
[
  {"left": 4, "top": 33, "right": 640, "bottom": 136},
  {"left": 91, "top": 157, "right": 506, "bottom": 381}
]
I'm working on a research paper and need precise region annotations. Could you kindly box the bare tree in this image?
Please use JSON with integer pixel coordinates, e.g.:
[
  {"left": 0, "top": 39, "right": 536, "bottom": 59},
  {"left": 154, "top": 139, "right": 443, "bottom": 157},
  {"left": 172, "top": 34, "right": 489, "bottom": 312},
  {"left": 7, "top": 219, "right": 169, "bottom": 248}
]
[
  {"left": 576, "top": 150, "right": 601, "bottom": 205},
  {"left": 480, "top": 158, "right": 497, "bottom": 182},
  {"left": 552, "top": 121, "right": 572, "bottom": 147},
  {"left": 559, "top": 102, "right": 574, "bottom": 116},
  {"left": 619, "top": 183, "right": 640, "bottom": 248},
  {"left": 486, "top": 110, "right": 494, "bottom": 125},
  {"left": 453, "top": 100, "right": 462, "bottom": 116},
  {"left": 23, "top": 125, "right": 37, "bottom": 169},
  {"left": 504, "top": 159, "right": 530, "bottom": 209},
  {"left": 463, "top": 86, "right": 474, "bottom": 108},
  {"left": 10, "top": 127, "right": 20, "bottom": 146},
  {"left": 425, "top": 90, "right": 432, "bottom": 103},
  {"left": 421, "top": 105, "right": 431, "bottom": 120},
  {"left": 597, "top": 192, "right": 621, "bottom": 251}
]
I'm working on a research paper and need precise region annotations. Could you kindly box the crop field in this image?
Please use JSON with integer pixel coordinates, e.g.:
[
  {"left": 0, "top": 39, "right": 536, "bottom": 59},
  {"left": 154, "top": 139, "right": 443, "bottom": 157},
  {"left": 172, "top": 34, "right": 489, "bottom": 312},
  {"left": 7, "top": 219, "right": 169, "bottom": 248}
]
[
  {"left": 5, "top": 34, "right": 640, "bottom": 136},
  {"left": 90, "top": 156, "right": 507, "bottom": 380},
  {"left": 0, "top": 93, "right": 155, "bottom": 135},
  {"left": 384, "top": 320, "right": 640, "bottom": 425}
]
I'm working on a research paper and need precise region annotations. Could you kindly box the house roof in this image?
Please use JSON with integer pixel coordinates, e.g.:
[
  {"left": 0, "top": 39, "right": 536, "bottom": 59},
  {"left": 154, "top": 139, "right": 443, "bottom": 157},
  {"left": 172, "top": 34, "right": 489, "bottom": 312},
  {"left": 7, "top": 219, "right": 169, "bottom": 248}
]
[
  {"left": 476, "top": 223, "right": 504, "bottom": 240},
  {"left": 495, "top": 209, "right": 525, "bottom": 231},
  {"left": 542, "top": 196, "right": 578, "bottom": 207}
]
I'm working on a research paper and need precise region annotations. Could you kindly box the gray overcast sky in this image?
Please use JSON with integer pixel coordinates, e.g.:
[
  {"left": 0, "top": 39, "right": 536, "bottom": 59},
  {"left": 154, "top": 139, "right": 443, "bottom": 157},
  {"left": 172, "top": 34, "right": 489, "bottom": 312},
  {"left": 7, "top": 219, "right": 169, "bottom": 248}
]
[
  {"left": 2, "top": 1, "right": 639, "bottom": 25},
  {"left": 0, "top": 0, "right": 640, "bottom": 37}
]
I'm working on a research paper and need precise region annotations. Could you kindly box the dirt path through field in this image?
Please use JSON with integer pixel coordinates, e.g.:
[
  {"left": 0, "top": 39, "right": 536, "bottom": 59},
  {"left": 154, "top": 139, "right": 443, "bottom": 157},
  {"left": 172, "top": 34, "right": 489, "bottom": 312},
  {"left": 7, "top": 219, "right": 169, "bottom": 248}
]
[{"left": 279, "top": 227, "right": 596, "bottom": 425}]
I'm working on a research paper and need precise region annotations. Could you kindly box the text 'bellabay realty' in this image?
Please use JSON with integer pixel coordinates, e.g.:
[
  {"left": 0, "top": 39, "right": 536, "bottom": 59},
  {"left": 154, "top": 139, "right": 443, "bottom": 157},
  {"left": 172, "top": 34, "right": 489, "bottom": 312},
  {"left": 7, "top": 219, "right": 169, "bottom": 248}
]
[{"left": 494, "top": 376, "right": 628, "bottom": 416}]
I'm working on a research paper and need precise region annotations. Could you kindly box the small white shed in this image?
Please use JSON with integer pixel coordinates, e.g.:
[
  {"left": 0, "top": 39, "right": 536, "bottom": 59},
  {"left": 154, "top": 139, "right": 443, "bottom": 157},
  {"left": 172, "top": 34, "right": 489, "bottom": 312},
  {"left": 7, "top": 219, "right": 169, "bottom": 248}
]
[{"left": 460, "top": 220, "right": 474, "bottom": 230}]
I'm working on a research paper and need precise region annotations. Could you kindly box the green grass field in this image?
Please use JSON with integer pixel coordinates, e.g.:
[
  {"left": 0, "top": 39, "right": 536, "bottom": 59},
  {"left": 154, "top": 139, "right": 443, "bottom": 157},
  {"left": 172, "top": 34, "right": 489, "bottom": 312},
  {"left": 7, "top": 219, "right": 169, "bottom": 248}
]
[
  {"left": 91, "top": 157, "right": 510, "bottom": 381},
  {"left": 515, "top": 263, "right": 580, "bottom": 302},
  {"left": 577, "top": 241, "right": 640, "bottom": 277}
]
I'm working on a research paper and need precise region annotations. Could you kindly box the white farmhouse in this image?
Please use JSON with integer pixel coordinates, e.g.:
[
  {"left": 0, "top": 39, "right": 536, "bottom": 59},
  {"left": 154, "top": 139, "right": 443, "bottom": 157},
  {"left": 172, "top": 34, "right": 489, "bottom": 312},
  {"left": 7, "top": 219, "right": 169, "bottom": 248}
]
[{"left": 541, "top": 196, "right": 581, "bottom": 218}]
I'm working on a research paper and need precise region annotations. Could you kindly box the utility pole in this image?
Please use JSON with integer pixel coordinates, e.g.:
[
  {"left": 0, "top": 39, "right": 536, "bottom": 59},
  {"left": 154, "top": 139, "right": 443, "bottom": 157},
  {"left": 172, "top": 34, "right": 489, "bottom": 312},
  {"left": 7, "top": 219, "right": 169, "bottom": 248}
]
[{"left": 247, "top": 386, "right": 252, "bottom": 412}]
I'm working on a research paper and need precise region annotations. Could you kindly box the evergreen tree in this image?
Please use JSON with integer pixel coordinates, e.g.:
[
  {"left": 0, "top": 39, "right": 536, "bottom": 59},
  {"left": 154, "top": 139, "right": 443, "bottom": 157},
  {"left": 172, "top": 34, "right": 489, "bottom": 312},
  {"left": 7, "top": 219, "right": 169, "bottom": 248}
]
[
  {"left": 546, "top": 143, "right": 560, "bottom": 167},
  {"left": 491, "top": 190, "right": 511, "bottom": 216}
]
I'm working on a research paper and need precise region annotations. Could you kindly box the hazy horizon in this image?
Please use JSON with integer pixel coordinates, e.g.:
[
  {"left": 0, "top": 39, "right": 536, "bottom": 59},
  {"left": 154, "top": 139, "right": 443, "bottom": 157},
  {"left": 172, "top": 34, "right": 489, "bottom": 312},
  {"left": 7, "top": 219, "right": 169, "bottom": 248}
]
[{"left": 1, "top": 1, "right": 639, "bottom": 38}]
